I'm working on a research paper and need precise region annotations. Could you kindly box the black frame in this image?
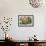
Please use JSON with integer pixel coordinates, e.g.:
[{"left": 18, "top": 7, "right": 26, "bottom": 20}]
[{"left": 18, "top": 15, "right": 34, "bottom": 27}]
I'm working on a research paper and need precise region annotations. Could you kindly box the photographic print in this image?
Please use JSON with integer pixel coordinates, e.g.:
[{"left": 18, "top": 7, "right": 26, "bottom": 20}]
[{"left": 18, "top": 15, "right": 34, "bottom": 27}]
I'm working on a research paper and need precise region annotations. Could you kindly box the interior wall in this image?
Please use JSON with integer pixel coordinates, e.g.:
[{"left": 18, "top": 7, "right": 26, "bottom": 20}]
[{"left": 0, "top": 0, "right": 46, "bottom": 40}]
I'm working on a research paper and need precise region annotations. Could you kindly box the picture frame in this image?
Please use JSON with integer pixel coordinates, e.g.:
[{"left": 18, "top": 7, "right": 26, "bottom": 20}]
[{"left": 18, "top": 15, "right": 34, "bottom": 27}]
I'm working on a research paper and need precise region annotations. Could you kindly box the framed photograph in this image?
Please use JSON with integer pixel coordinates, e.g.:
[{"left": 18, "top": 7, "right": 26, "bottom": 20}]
[{"left": 18, "top": 15, "right": 34, "bottom": 27}]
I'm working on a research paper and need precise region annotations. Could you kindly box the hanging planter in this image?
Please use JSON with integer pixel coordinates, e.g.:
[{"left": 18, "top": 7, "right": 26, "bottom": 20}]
[{"left": 29, "top": 0, "right": 44, "bottom": 8}]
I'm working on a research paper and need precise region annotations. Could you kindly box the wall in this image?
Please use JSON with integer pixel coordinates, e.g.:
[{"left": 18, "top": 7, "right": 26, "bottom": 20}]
[{"left": 0, "top": 0, "right": 46, "bottom": 40}]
